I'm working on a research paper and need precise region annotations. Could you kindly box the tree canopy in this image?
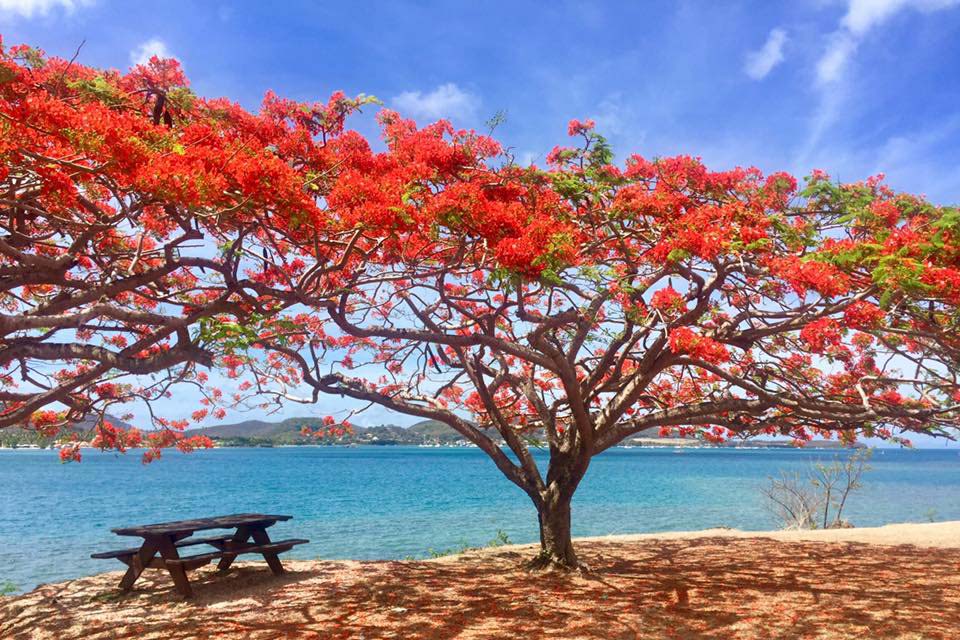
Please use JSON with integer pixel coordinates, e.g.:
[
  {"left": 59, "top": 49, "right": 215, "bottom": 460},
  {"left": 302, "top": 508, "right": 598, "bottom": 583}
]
[
  {"left": 3, "top": 41, "right": 959, "bottom": 566},
  {"left": 239, "top": 117, "right": 960, "bottom": 567},
  {"left": 0, "top": 40, "right": 375, "bottom": 459}
]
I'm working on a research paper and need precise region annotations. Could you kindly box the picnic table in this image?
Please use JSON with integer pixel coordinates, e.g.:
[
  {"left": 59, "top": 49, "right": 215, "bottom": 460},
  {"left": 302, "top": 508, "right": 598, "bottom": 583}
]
[{"left": 91, "top": 513, "right": 308, "bottom": 597}]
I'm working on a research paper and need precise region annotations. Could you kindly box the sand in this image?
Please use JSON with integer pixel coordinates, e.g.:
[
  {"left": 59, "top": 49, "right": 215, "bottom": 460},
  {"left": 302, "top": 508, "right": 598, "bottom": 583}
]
[
  {"left": 2, "top": 521, "right": 959, "bottom": 639},
  {"left": 573, "top": 519, "right": 960, "bottom": 549}
]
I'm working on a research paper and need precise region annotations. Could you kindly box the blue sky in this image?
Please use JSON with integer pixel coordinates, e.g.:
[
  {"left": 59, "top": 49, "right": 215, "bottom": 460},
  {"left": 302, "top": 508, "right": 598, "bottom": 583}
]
[
  {"left": 3, "top": 1, "right": 960, "bottom": 443},
  {"left": 4, "top": 1, "right": 960, "bottom": 202}
]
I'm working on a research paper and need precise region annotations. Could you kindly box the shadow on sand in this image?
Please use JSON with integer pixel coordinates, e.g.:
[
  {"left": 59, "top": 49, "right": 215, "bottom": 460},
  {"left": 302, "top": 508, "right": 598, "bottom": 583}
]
[{"left": 2, "top": 537, "right": 958, "bottom": 639}]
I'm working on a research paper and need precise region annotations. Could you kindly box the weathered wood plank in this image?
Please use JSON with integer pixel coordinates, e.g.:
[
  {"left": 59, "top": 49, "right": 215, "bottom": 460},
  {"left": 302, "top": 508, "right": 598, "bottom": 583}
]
[
  {"left": 91, "top": 534, "right": 236, "bottom": 560},
  {"left": 216, "top": 524, "right": 251, "bottom": 572},
  {"left": 118, "top": 537, "right": 160, "bottom": 591},
  {"left": 167, "top": 539, "right": 307, "bottom": 568},
  {"left": 251, "top": 527, "right": 284, "bottom": 576},
  {"left": 156, "top": 536, "right": 192, "bottom": 598},
  {"left": 112, "top": 514, "right": 291, "bottom": 537}
]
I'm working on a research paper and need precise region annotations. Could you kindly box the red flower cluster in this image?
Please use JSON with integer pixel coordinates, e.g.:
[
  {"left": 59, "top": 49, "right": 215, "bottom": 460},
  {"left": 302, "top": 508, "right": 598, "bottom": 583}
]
[
  {"left": 567, "top": 118, "right": 596, "bottom": 136},
  {"left": 650, "top": 287, "right": 686, "bottom": 314},
  {"left": 668, "top": 327, "right": 730, "bottom": 364},
  {"left": 91, "top": 422, "right": 144, "bottom": 453},
  {"left": 768, "top": 257, "right": 850, "bottom": 298},
  {"left": 843, "top": 301, "right": 885, "bottom": 329},
  {"left": 799, "top": 318, "right": 843, "bottom": 353}
]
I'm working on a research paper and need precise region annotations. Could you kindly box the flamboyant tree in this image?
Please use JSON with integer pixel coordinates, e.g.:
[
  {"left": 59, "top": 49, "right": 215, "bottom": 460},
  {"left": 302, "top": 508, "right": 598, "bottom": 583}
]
[
  {"left": 0, "top": 41, "right": 374, "bottom": 460},
  {"left": 7, "top": 40, "right": 959, "bottom": 569},
  {"left": 233, "top": 117, "right": 960, "bottom": 569}
]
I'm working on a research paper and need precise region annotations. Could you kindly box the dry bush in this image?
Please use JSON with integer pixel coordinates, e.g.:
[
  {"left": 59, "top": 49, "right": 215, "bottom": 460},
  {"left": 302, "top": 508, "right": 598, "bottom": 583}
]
[{"left": 762, "top": 449, "right": 872, "bottom": 530}]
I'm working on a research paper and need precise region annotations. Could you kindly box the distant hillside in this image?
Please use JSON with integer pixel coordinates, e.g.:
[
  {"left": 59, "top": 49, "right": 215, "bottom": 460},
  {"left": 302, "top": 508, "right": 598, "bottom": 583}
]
[
  {"left": 6, "top": 413, "right": 134, "bottom": 434},
  {"left": 2, "top": 413, "right": 860, "bottom": 450},
  {"left": 408, "top": 419, "right": 495, "bottom": 442},
  {"left": 190, "top": 418, "right": 717, "bottom": 445},
  {"left": 188, "top": 417, "right": 325, "bottom": 440},
  {"left": 408, "top": 420, "right": 455, "bottom": 437},
  {"left": 188, "top": 417, "right": 443, "bottom": 445},
  {"left": 409, "top": 420, "right": 670, "bottom": 441},
  {"left": 183, "top": 417, "right": 860, "bottom": 449},
  {"left": 0, "top": 413, "right": 134, "bottom": 446}
]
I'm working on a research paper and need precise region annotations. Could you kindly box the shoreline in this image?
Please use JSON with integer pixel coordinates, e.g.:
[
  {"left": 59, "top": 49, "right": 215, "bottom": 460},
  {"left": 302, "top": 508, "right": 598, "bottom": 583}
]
[
  {"left": 4, "top": 442, "right": 956, "bottom": 450},
  {"left": 7, "top": 520, "right": 959, "bottom": 589},
  {"left": 4, "top": 520, "right": 959, "bottom": 639},
  {"left": 442, "top": 520, "right": 960, "bottom": 562},
  {"left": 3, "top": 520, "right": 956, "bottom": 597}
]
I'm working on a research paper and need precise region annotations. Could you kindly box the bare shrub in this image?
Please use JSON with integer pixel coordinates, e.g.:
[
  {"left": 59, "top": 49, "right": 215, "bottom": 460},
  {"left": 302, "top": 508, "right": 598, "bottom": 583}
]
[
  {"left": 762, "top": 469, "right": 823, "bottom": 529},
  {"left": 763, "top": 449, "right": 873, "bottom": 530}
]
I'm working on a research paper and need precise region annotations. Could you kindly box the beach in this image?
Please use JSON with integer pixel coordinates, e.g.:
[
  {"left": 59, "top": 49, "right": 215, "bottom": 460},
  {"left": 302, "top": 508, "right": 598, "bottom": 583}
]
[
  {"left": 3, "top": 521, "right": 958, "bottom": 639},
  {"left": 4, "top": 446, "right": 959, "bottom": 593}
]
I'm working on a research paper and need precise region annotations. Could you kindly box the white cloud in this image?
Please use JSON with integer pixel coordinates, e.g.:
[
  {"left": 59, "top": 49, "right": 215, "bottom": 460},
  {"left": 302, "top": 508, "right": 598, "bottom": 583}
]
[
  {"left": 797, "top": 114, "right": 960, "bottom": 204},
  {"left": 797, "top": 88, "right": 847, "bottom": 166},
  {"left": 0, "top": 0, "right": 90, "bottom": 18},
  {"left": 130, "top": 38, "right": 176, "bottom": 66},
  {"left": 800, "top": 0, "right": 960, "bottom": 163},
  {"left": 815, "top": 31, "right": 858, "bottom": 85},
  {"left": 392, "top": 83, "right": 479, "bottom": 123},
  {"left": 817, "top": 0, "right": 960, "bottom": 86},
  {"left": 838, "top": 0, "right": 960, "bottom": 35},
  {"left": 744, "top": 28, "right": 788, "bottom": 80},
  {"left": 841, "top": 0, "right": 909, "bottom": 34}
]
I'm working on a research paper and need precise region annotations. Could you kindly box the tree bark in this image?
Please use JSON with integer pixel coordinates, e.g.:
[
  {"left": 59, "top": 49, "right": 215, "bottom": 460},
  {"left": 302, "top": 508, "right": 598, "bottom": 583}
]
[{"left": 530, "top": 491, "right": 580, "bottom": 570}]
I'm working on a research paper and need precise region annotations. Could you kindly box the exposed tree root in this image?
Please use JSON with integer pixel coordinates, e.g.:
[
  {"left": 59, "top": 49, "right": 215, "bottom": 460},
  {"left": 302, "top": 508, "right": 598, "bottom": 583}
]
[{"left": 526, "top": 549, "right": 591, "bottom": 574}]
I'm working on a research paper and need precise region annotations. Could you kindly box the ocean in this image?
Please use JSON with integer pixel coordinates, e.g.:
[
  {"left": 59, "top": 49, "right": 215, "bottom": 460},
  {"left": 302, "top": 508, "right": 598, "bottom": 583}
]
[{"left": 1, "top": 446, "right": 958, "bottom": 593}]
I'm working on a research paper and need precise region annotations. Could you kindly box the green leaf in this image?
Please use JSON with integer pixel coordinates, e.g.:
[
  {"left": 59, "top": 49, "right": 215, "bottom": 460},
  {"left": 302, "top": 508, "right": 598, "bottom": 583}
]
[{"left": 879, "top": 289, "right": 894, "bottom": 309}]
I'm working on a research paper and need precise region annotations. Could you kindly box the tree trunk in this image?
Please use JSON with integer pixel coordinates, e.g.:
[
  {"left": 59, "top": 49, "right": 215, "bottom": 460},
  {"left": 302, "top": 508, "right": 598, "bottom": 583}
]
[{"left": 529, "top": 492, "right": 580, "bottom": 570}]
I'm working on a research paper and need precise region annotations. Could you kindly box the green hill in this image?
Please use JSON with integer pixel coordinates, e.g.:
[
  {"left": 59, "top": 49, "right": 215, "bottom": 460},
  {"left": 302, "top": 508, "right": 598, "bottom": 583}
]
[
  {"left": 179, "top": 417, "right": 854, "bottom": 449},
  {"left": 188, "top": 418, "right": 441, "bottom": 445},
  {"left": 0, "top": 414, "right": 134, "bottom": 447},
  {"left": 190, "top": 417, "right": 326, "bottom": 440},
  {"left": 408, "top": 420, "right": 461, "bottom": 439}
]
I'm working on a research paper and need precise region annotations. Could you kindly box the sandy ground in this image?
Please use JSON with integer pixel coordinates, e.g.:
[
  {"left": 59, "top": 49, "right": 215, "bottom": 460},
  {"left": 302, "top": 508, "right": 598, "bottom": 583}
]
[
  {"left": 2, "top": 521, "right": 959, "bottom": 640},
  {"left": 575, "top": 520, "right": 960, "bottom": 548}
]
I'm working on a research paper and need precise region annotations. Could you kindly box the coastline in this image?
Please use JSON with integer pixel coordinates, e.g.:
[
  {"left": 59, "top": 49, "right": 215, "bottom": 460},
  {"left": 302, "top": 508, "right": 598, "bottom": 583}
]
[
  {"left": 431, "top": 520, "right": 960, "bottom": 563},
  {"left": 3, "top": 521, "right": 959, "bottom": 639},
  {"left": 576, "top": 519, "right": 960, "bottom": 549},
  {"left": 2, "top": 439, "right": 934, "bottom": 451},
  {"left": 4, "top": 446, "right": 958, "bottom": 598}
]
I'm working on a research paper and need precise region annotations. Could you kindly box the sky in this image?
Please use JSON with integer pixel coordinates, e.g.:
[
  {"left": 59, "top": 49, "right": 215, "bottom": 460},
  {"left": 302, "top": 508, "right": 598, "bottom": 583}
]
[{"left": 2, "top": 0, "right": 960, "bottom": 443}]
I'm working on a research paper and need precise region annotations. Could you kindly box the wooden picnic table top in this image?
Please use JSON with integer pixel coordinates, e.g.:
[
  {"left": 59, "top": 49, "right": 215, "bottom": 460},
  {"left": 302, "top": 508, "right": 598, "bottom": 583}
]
[{"left": 112, "top": 513, "right": 292, "bottom": 537}]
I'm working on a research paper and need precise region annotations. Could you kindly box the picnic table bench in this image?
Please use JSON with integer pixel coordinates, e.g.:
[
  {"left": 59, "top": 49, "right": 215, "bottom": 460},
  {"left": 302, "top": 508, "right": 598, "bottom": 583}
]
[{"left": 91, "top": 513, "right": 308, "bottom": 597}]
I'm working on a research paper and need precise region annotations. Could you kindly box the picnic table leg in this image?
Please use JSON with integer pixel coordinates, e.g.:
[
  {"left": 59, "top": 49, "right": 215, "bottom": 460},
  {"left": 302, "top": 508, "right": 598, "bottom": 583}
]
[
  {"left": 251, "top": 527, "right": 285, "bottom": 576},
  {"left": 118, "top": 538, "right": 160, "bottom": 591},
  {"left": 216, "top": 524, "right": 251, "bottom": 572},
  {"left": 156, "top": 535, "right": 193, "bottom": 598}
]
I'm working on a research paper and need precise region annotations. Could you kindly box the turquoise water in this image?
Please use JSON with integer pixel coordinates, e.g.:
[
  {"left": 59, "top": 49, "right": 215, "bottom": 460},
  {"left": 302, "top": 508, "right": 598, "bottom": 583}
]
[{"left": 1, "top": 446, "right": 958, "bottom": 592}]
